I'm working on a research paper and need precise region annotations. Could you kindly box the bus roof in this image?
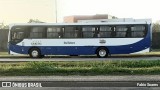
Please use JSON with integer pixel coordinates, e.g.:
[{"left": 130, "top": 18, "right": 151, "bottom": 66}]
[
  {"left": 78, "top": 18, "right": 152, "bottom": 23},
  {"left": 9, "top": 19, "right": 151, "bottom": 27}
]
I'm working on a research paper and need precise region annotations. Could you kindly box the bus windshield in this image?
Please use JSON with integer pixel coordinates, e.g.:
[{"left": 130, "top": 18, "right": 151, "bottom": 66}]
[{"left": 11, "top": 27, "right": 26, "bottom": 43}]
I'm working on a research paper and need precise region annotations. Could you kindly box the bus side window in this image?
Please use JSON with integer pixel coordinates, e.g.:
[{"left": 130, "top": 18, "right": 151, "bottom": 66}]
[
  {"left": 99, "top": 26, "right": 111, "bottom": 38},
  {"left": 131, "top": 25, "right": 145, "bottom": 38},
  {"left": 47, "top": 27, "right": 62, "bottom": 38},
  {"left": 76, "top": 26, "right": 82, "bottom": 38},
  {"left": 59, "top": 28, "right": 64, "bottom": 38},
  {"left": 126, "top": 26, "right": 131, "bottom": 37},
  {"left": 30, "top": 27, "right": 45, "bottom": 38},
  {"left": 93, "top": 27, "right": 100, "bottom": 38},
  {"left": 111, "top": 27, "right": 116, "bottom": 37},
  {"left": 143, "top": 27, "right": 147, "bottom": 37},
  {"left": 82, "top": 26, "right": 95, "bottom": 38},
  {"left": 93, "top": 28, "right": 98, "bottom": 38}
]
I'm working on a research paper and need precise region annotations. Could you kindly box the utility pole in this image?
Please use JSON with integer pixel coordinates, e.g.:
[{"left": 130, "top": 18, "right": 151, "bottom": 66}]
[{"left": 55, "top": 0, "right": 57, "bottom": 23}]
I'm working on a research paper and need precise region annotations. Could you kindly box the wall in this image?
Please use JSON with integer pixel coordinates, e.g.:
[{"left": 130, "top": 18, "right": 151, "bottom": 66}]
[
  {"left": 152, "top": 32, "right": 160, "bottom": 49},
  {"left": 64, "top": 14, "right": 117, "bottom": 23},
  {"left": 0, "top": 29, "right": 9, "bottom": 51}
]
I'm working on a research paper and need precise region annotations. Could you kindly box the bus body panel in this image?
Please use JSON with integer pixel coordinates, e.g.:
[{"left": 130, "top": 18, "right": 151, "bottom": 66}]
[
  {"left": 9, "top": 37, "right": 150, "bottom": 55},
  {"left": 8, "top": 21, "right": 152, "bottom": 57}
]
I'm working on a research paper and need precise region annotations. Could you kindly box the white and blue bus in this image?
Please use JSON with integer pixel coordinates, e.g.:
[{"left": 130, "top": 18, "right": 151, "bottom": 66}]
[{"left": 8, "top": 19, "right": 152, "bottom": 58}]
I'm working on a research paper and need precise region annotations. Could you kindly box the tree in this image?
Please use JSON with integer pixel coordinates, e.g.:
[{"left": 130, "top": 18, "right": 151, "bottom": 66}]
[
  {"left": 152, "top": 23, "right": 160, "bottom": 32},
  {"left": 28, "top": 19, "right": 44, "bottom": 23},
  {"left": 152, "top": 22, "right": 160, "bottom": 49},
  {"left": 3, "top": 25, "right": 9, "bottom": 29},
  {"left": 0, "top": 22, "right": 9, "bottom": 29}
]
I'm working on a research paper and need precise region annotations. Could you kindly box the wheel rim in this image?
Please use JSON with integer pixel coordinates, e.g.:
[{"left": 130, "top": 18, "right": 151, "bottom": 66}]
[
  {"left": 99, "top": 49, "right": 106, "bottom": 57},
  {"left": 31, "top": 50, "right": 39, "bottom": 57}
]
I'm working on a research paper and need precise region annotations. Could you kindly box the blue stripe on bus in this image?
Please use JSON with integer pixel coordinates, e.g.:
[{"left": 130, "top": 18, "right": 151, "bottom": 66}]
[{"left": 9, "top": 37, "right": 151, "bottom": 55}]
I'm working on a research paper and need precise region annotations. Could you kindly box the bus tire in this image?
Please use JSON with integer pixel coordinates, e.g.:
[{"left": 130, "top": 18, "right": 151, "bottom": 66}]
[
  {"left": 96, "top": 47, "right": 108, "bottom": 58},
  {"left": 29, "top": 48, "right": 41, "bottom": 58}
]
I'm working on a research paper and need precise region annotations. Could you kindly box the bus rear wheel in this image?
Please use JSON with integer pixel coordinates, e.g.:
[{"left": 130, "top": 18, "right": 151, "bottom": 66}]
[
  {"left": 97, "top": 47, "right": 108, "bottom": 58},
  {"left": 29, "top": 48, "right": 41, "bottom": 58}
]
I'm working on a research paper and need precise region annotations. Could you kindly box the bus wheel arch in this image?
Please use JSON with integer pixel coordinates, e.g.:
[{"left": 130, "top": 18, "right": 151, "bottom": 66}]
[
  {"left": 96, "top": 47, "right": 109, "bottom": 58},
  {"left": 29, "top": 47, "right": 41, "bottom": 58}
]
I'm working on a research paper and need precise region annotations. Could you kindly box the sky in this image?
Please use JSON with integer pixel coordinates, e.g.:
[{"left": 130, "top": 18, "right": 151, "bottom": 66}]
[{"left": 0, "top": 0, "right": 159, "bottom": 24}]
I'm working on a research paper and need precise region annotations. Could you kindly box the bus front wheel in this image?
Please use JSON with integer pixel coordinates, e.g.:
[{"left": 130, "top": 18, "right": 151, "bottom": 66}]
[
  {"left": 96, "top": 47, "right": 108, "bottom": 58},
  {"left": 29, "top": 48, "right": 41, "bottom": 58}
]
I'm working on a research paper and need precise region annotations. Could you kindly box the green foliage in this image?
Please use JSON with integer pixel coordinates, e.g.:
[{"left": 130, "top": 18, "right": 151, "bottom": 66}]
[
  {"left": 113, "top": 60, "right": 160, "bottom": 68},
  {"left": 0, "top": 22, "right": 9, "bottom": 29},
  {"left": 27, "top": 62, "right": 57, "bottom": 73},
  {"left": 1, "top": 60, "right": 160, "bottom": 75},
  {"left": 28, "top": 19, "right": 44, "bottom": 23}
]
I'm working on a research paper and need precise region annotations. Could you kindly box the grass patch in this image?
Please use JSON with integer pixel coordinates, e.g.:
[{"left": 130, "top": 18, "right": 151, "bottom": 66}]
[
  {"left": 1, "top": 60, "right": 160, "bottom": 76},
  {"left": 0, "top": 52, "right": 8, "bottom": 55}
]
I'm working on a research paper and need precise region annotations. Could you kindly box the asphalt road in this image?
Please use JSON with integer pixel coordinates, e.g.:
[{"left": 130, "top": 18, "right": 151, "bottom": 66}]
[
  {"left": 1, "top": 76, "right": 160, "bottom": 90},
  {"left": 0, "top": 56, "right": 160, "bottom": 61}
]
